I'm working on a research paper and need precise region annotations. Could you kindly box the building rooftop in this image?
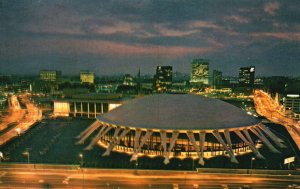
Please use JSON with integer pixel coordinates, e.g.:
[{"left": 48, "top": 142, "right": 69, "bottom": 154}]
[
  {"left": 53, "top": 93, "right": 127, "bottom": 103},
  {"left": 98, "top": 94, "right": 260, "bottom": 130}
]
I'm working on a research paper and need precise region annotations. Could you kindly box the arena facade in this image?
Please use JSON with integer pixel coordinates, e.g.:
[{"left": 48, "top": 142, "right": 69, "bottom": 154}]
[{"left": 77, "top": 94, "right": 286, "bottom": 165}]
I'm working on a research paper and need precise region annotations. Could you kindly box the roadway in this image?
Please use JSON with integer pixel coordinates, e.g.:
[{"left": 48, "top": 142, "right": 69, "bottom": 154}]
[
  {"left": 0, "top": 167, "right": 299, "bottom": 189},
  {"left": 0, "top": 94, "right": 42, "bottom": 146},
  {"left": 0, "top": 109, "right": 25, "bottom": 132},
  {"left": 253, "top": 90, "right": 300, "bottom": 150}
]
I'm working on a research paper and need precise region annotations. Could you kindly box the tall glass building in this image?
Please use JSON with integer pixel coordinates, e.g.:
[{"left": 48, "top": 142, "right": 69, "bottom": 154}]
[
  {"left": 190, "top": 59, "right": 209, "bottom": 85},
  {"left": 154, "top": 66, "right": 173, "bottom": 92},
  {"left": 239, "top": 66, "right": 255, "bottom": 87}
]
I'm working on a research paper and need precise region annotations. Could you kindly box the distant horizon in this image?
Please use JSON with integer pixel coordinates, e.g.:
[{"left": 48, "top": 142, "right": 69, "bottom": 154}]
[
  {"left": 1, "top": 1, "right": 300, "bottom": 76},
  {"left": 1, "top": 71, "right": 299, "bottom": 79}
]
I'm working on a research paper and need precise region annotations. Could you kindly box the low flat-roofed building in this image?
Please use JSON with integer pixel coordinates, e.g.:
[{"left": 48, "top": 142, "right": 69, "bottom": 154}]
[
  {"left": 40, "top": 70, "right": 61, "bottom": 82},
  {"left": 53, "top": 93, "right": 127, "bottom": 118},
  {"left": 80, "top": 71, "right": 94, "bottom": 84},
  {"left": 284, "top": 94, "right": 300, "bottom": 119}
]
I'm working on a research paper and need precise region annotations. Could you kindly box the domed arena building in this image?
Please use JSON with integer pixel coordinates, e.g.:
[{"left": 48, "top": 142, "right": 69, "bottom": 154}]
[{"left": 77, "top": 94, "right": 285, "bottom": 165}]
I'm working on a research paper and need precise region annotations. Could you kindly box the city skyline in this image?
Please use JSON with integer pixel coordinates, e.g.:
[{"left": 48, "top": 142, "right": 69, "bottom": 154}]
[{"left": 1, "top": 0, "right": 300, "bottom": 76}]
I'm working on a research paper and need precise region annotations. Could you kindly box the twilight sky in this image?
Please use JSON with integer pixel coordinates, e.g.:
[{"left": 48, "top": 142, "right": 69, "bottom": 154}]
[{"left": 1, "top": 0, "right": 300, "bottom": 76}]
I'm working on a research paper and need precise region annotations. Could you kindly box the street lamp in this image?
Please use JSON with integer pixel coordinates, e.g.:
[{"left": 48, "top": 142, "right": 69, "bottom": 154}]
[
  {"left": 27, "top": 152, "right": 30, "bottom": 164},
  {"left": 23, "top": 151, "right": 30, "bottom": 164},
  {"left": 250, "top": 157, "right": 255, "bottom": 169},
  {"left": 79, "top": 153, "right": 84, "bottom": 189},
  {"left": 192, "top": 157, "right": 196, "bottom": 171},
  {"left": 135, "top": 162, "right": 138, "bottom": 169},
  {"left": 79, "top": 153, "right": 83, "bottom": 167}
]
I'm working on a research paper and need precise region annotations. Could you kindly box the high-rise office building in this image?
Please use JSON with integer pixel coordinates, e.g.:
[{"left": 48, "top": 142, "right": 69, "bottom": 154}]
[
  {"left": 239, "top": 66, "right": 255, "bottom": 87},
  {"left": 80, "top": 71, "right": 94, "bottom": 84},
  {"left": 154, "top": 66, "right": 172, "bottom": 92},
  {"left": 212, "top": 70, "right": 222, "bottom": 89},
  {"left": 190, "top": 59, "right": 209, "bottom": 85},
  {"left": 39, "top": 70, "right": 61, "bottom": 82}
]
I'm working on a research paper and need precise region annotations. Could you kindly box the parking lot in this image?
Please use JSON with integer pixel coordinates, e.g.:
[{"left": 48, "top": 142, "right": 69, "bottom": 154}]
[{"left": 0, "top": 118, "right": 298, "bottom": 170}]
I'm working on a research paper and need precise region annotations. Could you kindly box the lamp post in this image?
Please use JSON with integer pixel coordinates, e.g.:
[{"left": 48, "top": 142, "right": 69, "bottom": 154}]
[
  {"left": 79, "top": 153, "right": 83, "bottom": 167},
  {"left": 79, "top": 153, "right": 84, "bottom": 189},
  {"left": 250, "top": 157, "right": 255, "bottom": 169},
  {"left": 192, "top": 157, "right": 195, "bottom": 171},
  {"left": 27, "top": 152, "right": 30, "bottom": 164}
]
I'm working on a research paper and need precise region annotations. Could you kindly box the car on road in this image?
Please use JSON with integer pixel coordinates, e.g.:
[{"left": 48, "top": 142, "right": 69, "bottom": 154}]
[
  {"left": 288, "top": 184, "right": 300, "bottom": 188},
  {"left": 239, "top": 185, "right": 251, "bottom": 189}
]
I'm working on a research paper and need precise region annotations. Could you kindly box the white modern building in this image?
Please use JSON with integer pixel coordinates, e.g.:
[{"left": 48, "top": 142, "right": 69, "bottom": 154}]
[{"left": 77, "top": 94, "right": 285, "bottom": 165}]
